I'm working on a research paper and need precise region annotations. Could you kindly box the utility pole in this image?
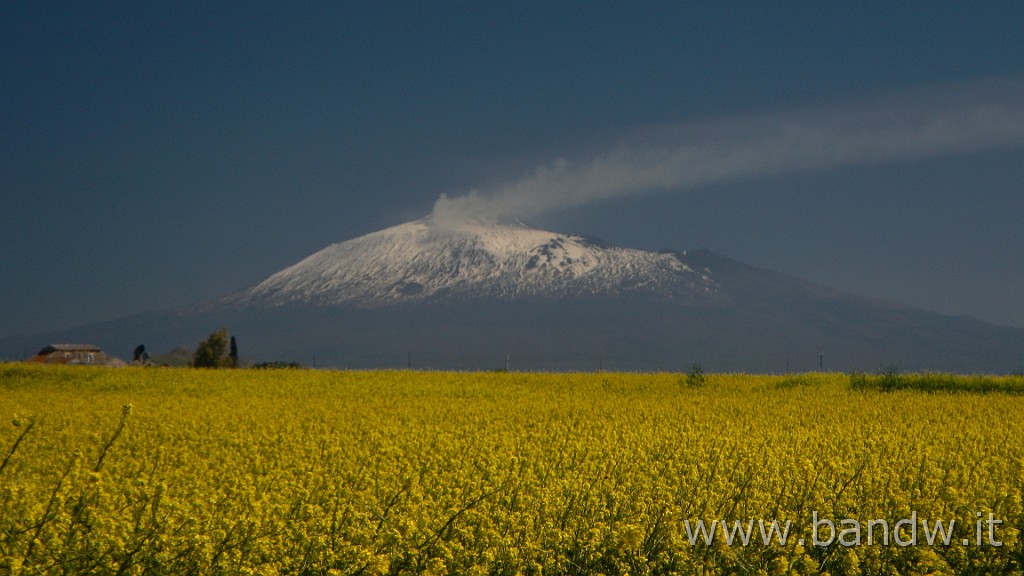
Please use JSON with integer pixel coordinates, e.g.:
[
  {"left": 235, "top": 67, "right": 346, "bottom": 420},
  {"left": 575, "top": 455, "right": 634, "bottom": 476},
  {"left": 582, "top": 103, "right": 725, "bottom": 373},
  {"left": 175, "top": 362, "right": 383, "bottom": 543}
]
[
  {"left": 819, "top": 351, "right": 824, "bottom": 371},
  {"left": 505, "top": 352, "right": 510, "bottom": 372}
]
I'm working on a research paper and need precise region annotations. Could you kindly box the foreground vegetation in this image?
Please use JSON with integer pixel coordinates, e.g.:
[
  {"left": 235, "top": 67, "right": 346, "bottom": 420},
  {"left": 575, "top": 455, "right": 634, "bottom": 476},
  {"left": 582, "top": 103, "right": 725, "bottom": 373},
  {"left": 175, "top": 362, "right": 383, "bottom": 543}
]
[{"left": 1, "top": 365, "right": 1022, "bottom": 575}]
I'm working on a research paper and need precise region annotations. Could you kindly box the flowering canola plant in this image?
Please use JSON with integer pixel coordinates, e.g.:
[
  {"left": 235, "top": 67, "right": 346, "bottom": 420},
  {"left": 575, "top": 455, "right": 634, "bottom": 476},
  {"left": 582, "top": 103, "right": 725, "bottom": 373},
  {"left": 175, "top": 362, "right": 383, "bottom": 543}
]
[{"left": 1, "top": 365, "right": 1022, "bottom": 575}]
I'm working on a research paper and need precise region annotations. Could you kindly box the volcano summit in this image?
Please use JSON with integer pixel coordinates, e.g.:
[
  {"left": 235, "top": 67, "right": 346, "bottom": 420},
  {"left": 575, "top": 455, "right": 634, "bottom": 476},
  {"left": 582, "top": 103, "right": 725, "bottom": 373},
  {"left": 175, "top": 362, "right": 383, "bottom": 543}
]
[{"left": 219, "top": 215, "right": 717, "bottom": 308}]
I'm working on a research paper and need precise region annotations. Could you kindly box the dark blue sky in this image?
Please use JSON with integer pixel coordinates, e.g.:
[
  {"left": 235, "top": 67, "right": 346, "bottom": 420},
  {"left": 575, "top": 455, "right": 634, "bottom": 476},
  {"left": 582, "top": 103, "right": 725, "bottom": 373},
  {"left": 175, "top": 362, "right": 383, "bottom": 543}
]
[{"left": 3, "top": 2, "right": 1024, "bottom": 337}]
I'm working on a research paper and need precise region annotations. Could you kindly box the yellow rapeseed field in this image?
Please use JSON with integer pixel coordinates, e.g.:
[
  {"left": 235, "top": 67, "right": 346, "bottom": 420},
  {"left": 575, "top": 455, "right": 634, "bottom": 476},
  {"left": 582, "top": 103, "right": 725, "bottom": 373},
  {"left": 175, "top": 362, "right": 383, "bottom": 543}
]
[{"left": 1, "top": 365, "right": 1022, "bottom": 575}]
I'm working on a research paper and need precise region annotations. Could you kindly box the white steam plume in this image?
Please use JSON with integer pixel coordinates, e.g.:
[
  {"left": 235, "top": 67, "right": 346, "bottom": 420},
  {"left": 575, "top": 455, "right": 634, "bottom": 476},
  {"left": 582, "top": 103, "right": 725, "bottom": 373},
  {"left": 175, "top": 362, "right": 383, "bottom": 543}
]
[{"left": 432, "top": 77, "right": 1024, "bottom": 224}]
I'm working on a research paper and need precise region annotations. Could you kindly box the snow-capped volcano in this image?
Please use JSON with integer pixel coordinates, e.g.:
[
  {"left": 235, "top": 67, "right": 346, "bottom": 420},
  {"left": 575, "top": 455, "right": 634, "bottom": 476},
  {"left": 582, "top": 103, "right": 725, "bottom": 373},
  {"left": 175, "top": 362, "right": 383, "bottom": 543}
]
[
  {"left": 13, "top": 214, "right": 1024, "bottom": 372},
  {"left": 222, "top": 215, "right": 717, "bottom": 308}
]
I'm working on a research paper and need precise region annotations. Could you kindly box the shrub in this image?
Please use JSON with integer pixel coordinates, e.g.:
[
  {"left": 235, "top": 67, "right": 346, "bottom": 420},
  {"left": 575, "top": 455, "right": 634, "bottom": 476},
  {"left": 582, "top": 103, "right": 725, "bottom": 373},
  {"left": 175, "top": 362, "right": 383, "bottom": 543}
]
[{"left": 685, "top": 363, "right": 706, "bottom": 388}]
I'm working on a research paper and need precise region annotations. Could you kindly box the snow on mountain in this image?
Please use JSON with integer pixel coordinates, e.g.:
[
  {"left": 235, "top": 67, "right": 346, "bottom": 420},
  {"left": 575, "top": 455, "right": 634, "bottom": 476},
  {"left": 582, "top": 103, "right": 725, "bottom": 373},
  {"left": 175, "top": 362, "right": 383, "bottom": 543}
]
[{"left": 221, "top": 215, "right": 717, "bottom": 308}]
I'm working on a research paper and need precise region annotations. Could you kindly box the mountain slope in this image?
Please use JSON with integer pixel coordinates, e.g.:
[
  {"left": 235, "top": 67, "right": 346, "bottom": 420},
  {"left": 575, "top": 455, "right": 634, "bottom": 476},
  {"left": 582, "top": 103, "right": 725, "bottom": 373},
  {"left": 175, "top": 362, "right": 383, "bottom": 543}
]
[{"left": 4, "top": 217, "right": 1023, "bottom": 372}]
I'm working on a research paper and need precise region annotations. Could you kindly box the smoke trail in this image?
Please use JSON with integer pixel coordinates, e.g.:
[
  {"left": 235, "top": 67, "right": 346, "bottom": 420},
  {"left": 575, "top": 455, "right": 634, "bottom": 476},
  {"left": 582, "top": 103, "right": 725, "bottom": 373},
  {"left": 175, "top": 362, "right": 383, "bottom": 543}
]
[{"left": 431, "top": 77, "right": 1024, "bottom": 224}]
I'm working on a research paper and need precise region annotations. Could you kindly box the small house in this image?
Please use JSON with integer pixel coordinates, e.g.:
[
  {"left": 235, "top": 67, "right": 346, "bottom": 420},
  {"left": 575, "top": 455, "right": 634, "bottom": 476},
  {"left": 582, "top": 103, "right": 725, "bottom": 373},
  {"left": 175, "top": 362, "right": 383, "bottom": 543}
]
[{"left": 30, "top": 344, "right": 125, "bottom": 366}]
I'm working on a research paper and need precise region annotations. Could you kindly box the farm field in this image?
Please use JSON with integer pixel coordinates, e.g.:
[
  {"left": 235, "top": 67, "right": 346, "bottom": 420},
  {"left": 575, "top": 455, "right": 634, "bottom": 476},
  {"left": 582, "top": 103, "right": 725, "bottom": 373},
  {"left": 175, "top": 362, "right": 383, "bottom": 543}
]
[{"left": 1, "top": 365, "right": 1023, "bottom": 575}]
